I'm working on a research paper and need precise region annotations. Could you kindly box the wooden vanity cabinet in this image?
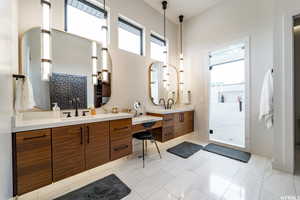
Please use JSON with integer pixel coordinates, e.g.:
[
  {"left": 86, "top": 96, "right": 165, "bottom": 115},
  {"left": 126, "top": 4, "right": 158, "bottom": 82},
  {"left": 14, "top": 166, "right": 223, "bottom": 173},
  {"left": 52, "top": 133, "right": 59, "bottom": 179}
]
[
  {"left": 13, "top": 129, "right": 52, "bottom": 195},
  {"left": 52, "top": 125, "right": 86, "bottom": 182},
  {"left": 110, "top": 118, "right": 132, "bottom": 160},
  {"left": 175, "top": 111, "right": 194, "bottom": 137},
  {"left": 85, "top": 122, "right": 110, "bottom": 170},
  {"left": 148, "top": 111, "right": 194, "bottom": 142},
  {"left": 52, "top": 121, "right": 111, "bottom": 181},
  {"left": 148, "top": 113, "right": 175, "bottom": 142}
]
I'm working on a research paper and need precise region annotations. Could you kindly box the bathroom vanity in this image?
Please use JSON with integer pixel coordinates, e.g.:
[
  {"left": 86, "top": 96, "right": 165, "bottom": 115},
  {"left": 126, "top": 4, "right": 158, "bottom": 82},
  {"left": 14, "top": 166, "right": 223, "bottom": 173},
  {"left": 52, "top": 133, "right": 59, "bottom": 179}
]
[
  {"left": 12, "top": 113, "right": 166, "bottom": 196},
  {"left": 147, "top": 108, "right": 194, "bottom": 142},
  {"left": 12, "top": 114, "right": 132, "bottom": 195}
]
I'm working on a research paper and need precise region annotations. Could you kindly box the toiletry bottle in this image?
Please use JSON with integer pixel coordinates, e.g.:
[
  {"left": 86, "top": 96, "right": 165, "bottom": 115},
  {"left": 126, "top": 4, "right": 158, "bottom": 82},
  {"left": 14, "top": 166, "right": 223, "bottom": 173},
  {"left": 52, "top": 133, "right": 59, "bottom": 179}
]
[
  {"left": 52, "top": 103, "right": 61, "bottom": 118},
  {"left": 90, "top": 106, "right": 96, "bottom": 116}
]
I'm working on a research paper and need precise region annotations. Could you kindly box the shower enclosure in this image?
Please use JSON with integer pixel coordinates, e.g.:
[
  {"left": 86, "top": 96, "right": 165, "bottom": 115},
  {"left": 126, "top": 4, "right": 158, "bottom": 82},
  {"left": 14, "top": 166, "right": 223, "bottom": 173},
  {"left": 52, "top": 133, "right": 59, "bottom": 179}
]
[{"left": 209, "top": 42, "right": 246, "bottom": 148}]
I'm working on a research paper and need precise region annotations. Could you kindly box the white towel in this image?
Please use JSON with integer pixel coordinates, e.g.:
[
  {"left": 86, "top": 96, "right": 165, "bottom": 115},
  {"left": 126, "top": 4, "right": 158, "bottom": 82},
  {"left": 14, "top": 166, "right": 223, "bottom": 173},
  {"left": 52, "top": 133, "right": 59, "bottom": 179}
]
[
  {"left": 14, "top": 78, "right": 36, "bottom": 112},
  {"left": 14, "top": 79, "right": 24, "bottom": 112},
  {"left": 259, "top": 69, "right": 273, "bottom": 128},
  {"left": 22, "top": 78, "right": 36, "bottom": 110}
]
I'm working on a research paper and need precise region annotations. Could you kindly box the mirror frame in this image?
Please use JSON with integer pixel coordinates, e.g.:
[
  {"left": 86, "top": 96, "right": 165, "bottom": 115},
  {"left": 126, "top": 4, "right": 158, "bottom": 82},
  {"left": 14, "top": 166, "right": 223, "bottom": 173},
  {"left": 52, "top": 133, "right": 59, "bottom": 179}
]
[{"left": 148, "top": 62, "right": 179, "bottom": 106}]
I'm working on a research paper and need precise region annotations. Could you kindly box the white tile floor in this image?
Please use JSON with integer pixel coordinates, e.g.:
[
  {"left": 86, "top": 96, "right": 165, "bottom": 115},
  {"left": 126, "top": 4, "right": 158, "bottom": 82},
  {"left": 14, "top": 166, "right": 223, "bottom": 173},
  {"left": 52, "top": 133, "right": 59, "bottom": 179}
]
[{"left": 17, "top": 132, "right": 298, "bottom": 200}]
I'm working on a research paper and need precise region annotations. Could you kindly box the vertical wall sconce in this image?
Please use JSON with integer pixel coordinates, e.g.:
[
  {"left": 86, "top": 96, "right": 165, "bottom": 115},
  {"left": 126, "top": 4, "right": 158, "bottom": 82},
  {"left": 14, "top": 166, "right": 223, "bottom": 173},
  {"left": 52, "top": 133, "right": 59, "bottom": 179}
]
[
  {"left": 92, "top": 41, "right": 98, "bottom": 85},
  {"left": 162, "top": 1, "right": 169, "bottom": 89},
  {"left": 101, "top": 0, "right": 109, "bottom": 83},
  {"left": 41, "top": 0, "right": 52, "bottom": 81},
  {"left": 179, "top": 15, "right": 184, "bottom": 90}
]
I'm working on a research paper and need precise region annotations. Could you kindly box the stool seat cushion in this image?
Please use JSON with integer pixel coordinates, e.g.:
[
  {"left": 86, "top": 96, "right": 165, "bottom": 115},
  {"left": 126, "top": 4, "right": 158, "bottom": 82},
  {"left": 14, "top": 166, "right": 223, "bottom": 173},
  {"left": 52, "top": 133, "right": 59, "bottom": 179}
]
[{"left": 132, "top": 131, "right": 154, "bottom": 140}]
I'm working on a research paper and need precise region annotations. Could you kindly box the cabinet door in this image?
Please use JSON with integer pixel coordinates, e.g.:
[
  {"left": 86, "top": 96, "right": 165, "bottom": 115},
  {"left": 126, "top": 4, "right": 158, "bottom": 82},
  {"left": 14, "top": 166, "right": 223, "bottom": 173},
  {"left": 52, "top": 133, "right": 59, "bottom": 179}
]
[
  {"left": 52, "top": 125, "right": 85, "bottom": 182},
  {"left": 183, "top": 111, "right": 194, "bottom": 134},
  {"left": 85, "top": 122, "right": 110, "bottom": 170},
  {"left": 174, "top": 113, "right": 185, "bottom": 137},
  {"left": 14, "top": 129, "right": 52, "bottom": 195}
]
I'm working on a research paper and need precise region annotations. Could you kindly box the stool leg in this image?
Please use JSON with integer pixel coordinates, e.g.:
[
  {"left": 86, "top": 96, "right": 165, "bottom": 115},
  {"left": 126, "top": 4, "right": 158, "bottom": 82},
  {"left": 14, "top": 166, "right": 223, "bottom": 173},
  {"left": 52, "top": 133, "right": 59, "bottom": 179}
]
[
  {"left": 153, "top": 140, "right": 162, "bottom": 159},
  {"left": 142, "top": 140, "right": 145, "bottom": 168},
  {"left": 145, "top": 140, "right": 148, "bottom": 153}
]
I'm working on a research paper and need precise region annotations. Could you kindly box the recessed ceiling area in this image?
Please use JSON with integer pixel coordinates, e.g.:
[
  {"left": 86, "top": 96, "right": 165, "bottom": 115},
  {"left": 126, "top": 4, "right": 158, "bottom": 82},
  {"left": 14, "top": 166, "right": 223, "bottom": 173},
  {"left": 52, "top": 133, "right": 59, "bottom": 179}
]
[{"left": 143, "top": 0, "right": 223, "bottom": 23}]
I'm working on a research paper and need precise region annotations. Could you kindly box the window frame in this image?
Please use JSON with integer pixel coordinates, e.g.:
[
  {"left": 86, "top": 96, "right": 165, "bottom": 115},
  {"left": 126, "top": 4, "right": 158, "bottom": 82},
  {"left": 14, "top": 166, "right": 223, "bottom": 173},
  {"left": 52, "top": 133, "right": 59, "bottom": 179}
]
[
  {"left": 64, "top": 0, "right": 107, "bottom": 32},
  {"left": 150, "top": 33, "right": 167, "bottom": 62},
  {"left": 118, "top": 17, "right": 144, "bottom": 56}
]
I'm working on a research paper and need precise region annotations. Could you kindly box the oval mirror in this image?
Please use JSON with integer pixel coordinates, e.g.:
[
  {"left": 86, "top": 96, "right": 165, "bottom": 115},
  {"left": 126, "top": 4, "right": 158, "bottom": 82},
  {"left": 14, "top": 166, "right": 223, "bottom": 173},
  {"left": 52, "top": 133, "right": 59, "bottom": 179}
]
[
  {"left": 149, "top": 62, "right": 179, "bottom": 105},
  {"left": 21, "top": 27, "right": 112, "bottom": 111}
]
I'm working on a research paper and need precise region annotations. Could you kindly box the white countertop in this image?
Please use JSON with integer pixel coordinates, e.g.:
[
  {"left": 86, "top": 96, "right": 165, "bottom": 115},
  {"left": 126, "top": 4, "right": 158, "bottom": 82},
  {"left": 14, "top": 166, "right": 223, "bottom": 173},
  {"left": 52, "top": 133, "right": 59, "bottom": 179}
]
[
  {"left": 146, "top": 106, "right": 194, "bottom": 114},
  {"left": 132, "top": 115, "right": 163, "bottom": 125},
  {"left": 13, "top": 113, "right": 133, "bottom": 132}
]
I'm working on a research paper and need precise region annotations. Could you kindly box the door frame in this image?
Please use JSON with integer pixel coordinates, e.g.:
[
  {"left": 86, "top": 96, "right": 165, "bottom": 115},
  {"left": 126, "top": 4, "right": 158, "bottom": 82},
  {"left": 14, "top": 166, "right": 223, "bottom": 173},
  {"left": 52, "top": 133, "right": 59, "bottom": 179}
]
[
  {"left": 275, "top": 10, "right": 298, "bottom": 173},
  {"left": 206, "top": 37, "right": 251, "bottom": 152}
]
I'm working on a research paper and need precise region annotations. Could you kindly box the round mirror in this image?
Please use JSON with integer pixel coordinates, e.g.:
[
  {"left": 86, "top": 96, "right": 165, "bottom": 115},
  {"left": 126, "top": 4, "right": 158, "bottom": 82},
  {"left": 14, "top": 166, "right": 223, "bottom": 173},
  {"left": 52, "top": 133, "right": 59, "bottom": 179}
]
[{"left": 149, "top": 62, "right": 179, "bottom": 105}]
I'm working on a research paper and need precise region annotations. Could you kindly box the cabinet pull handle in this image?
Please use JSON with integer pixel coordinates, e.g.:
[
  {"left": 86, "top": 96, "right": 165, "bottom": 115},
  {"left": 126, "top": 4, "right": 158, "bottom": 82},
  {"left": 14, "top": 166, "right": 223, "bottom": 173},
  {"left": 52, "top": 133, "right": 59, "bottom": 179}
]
[
  {"left": 80, "top": 127, "right": 83, "bottom": 145},
  {"left": 114, "top": 126, "right": 128, "bottom": 131},
  {"left": 87, "top": 126, "right": 90, "bottom": 144},
  {"left": 23, "top": 135, "right": 47, "bottom": 140},
  {"left": 113, "top": 144, "right": 129, "bottom": 151}
]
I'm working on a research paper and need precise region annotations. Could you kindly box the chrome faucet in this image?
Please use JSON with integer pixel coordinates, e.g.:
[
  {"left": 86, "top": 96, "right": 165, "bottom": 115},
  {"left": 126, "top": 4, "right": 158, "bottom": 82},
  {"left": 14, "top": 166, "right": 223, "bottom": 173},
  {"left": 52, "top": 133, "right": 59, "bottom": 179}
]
[
  {"left": 159, "top": 98, "right": 167, "bottom": 109},
  {"left": 167, "top": 98, "right": 175, "bottom": 109}
]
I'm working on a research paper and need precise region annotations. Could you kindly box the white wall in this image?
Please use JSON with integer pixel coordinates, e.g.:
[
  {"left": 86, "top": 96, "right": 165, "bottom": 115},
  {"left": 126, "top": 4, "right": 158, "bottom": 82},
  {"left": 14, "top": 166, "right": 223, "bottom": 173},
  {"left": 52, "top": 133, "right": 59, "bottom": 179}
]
[
  {"left": 0, "top": 0, "right": 18, "bottom": 199},
  {"left": 183, "top": 0, "right": 274, "bottom": 157},
  {"left": 18, "top": 0, "right": 179, "bottom": 110}
]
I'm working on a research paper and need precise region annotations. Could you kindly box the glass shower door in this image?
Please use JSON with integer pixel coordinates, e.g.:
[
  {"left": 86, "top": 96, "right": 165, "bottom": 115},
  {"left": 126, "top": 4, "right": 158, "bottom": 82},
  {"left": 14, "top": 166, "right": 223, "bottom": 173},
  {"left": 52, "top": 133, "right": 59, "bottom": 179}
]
[{"left": 209, "top": 44, "right": 246, "bottom": 148}]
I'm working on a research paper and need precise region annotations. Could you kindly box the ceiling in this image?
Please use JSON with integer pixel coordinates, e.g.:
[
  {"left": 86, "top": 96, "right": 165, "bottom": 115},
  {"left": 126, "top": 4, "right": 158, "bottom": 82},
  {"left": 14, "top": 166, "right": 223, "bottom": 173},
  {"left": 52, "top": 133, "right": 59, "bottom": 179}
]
[{"left": 143, "top": 0, "right": 222, "bottom": 23}]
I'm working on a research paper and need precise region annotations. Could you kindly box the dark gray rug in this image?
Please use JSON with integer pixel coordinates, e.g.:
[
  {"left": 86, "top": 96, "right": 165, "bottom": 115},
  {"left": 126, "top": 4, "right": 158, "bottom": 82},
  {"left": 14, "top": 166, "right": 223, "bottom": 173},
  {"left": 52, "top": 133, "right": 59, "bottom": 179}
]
[
  {"left": 54, "top": 174, "right": 131, "bottom": 200},
  {"left": 167, "top": 142, "right": 203, "bottom": 159},
  {"left": 204, "top": 143, "right": 251, "bottom": 163}
]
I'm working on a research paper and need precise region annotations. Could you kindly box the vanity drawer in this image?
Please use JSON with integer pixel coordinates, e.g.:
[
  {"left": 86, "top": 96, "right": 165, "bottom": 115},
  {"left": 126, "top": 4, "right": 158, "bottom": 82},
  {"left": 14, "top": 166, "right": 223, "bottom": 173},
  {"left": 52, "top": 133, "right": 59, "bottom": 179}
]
[
  {"left": 110, "top": 118, "right": 132, "bottom": 141},
  {"left": 132, "top": 121, "right": 163, "bottom": 134},
  {"left": 163, "top": 114, "right": 175, "bottom": 127},
  {"left": 110, "top": 138, "right": 132, "bottom": 160},
  {"left": 14, "top": 129, "right": 52, "bottom": 195}
]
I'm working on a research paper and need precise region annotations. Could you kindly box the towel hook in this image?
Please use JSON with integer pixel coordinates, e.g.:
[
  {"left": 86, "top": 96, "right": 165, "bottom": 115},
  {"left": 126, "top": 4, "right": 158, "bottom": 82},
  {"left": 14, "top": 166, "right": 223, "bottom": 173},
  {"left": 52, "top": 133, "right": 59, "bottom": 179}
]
[{"left": 13, "top": 74, "right": 26, "bottom": 80}]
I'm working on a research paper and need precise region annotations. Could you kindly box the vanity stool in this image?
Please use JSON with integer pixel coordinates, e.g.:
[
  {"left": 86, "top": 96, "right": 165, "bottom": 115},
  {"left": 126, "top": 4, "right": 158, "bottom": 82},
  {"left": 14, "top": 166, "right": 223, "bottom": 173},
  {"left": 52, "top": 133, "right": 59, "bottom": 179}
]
[{"left": 132, "top": 122, "right": 162, "bottom": 168}]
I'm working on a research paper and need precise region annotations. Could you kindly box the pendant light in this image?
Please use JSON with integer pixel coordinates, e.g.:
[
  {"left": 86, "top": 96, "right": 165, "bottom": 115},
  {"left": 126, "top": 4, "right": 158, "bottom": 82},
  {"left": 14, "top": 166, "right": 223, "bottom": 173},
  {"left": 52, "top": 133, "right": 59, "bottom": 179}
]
[
  {"left": 179, "top": 15, "right": 184, "bottom": 89},
  {"left": 162, "top": 1, "right": 169, "bottom": 89}
]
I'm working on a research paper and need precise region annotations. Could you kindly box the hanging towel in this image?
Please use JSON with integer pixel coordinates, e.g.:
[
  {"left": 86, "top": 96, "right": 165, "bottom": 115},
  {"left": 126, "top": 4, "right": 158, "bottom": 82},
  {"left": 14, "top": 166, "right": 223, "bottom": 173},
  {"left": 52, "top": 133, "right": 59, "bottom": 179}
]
[
  {"left": 259, "top": 69, "right": 274, "bottom": 129},
  {"left": 14, "top": 79, "right": 24, "bottom": 112},
  {"left": 22, "top": 78, "right": 36, "bottom": 110}
]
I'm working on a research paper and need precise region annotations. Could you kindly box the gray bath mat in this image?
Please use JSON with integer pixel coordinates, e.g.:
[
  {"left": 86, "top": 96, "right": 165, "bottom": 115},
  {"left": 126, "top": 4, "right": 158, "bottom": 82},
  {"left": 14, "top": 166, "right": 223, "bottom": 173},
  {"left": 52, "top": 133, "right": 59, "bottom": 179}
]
[
  {"left": 204, "top": 143, "right": 251, "bottom": 163},
  {"left": 167, "top": 142, "right": 203, "bottom": 159},
  {"left": 55, "top": 174, "right": 131, "bottom": 200}
]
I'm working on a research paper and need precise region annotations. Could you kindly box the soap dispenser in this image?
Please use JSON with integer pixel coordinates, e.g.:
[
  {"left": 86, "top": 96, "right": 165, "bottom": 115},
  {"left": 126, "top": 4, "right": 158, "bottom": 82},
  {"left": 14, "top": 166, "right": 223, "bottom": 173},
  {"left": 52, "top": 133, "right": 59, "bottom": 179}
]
[{"left": 52, "top": 103, "right": 61, "bottom": 118}]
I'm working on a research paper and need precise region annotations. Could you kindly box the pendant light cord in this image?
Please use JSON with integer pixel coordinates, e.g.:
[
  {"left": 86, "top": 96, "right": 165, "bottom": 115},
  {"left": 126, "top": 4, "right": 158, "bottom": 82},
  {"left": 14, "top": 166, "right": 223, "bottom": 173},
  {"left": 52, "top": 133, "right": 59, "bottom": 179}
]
[
  {"left": 180, "top": 21, "right": 182, "bottom": 54},
  {"left": 162, "top": 1, "right": 167, "bottom": 46},
  {"left": 179, "top": 15, "right": 184, "bottom": 56}
]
